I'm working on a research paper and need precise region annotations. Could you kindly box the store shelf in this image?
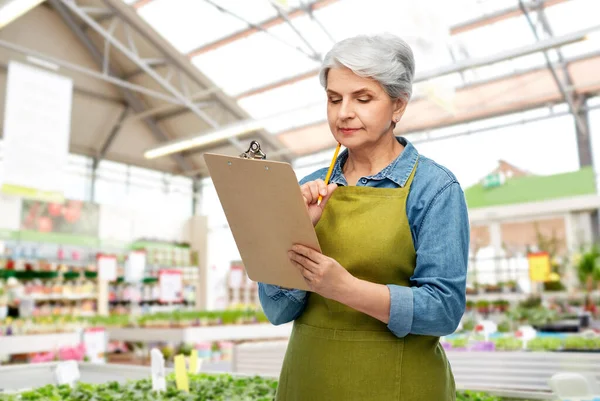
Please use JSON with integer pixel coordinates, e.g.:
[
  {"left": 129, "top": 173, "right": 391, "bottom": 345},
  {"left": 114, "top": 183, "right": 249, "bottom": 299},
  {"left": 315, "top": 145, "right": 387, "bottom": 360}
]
[
  {"left": 0, "top": 362, "right": 163, "bottom": 392},
  {"left": 28, "top": 294, "right": 96, "bottom": 301},
  {"left": 108, "top": 323, "right": 292, "bottom": 343},
  {"left": 0, "top": 332, "right": 80, "bottom": 355}
]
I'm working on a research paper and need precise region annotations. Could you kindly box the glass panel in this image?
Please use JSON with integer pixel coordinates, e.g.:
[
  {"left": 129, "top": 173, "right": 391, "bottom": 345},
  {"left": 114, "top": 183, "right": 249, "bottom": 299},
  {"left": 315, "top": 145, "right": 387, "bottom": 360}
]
[
  {"left": 544, "top": 0, "right": 600, "bottom": 36},
  {"left": 238, "top": 77, "right": 326, "bottom": 134},
  {"left": 138, "top": 0, "right": 249, "bottom": 54},
  {"left": 192, "top": 27, "right": 321, "bottom": 96},
  {"left": 94, "top": 177, "right": 128, "bottom": 206}
]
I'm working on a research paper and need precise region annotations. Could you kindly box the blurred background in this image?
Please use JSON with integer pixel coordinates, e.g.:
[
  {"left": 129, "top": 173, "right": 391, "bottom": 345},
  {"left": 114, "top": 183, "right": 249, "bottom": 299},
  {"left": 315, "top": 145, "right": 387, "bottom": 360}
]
[{"left": 0, "top": 0, "right": 600, "bottom": 399}]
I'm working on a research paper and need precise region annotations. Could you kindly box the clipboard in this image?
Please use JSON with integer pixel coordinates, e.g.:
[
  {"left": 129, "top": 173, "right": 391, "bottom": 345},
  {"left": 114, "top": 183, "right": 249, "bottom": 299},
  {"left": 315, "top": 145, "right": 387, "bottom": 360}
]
[{"left": 203, "top": 141, "right": 319, "bottom": 291}]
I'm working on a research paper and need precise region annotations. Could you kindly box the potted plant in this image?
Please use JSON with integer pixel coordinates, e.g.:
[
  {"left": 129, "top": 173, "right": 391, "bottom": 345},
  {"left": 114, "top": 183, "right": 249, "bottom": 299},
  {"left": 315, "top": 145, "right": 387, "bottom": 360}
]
[
  {"left": 575, "top": 245, "right": 600, "bottom": 296},
  {"left": 497, "top": 320, "right": 512, "bottom": 333},
  {"left": 465, "top": 300, "right": 474, "bottom": 312},
  {"left": 493, "top": 300, "right": 510, "bottom": 313},
  {"left": 505, "top": 280, "right": 517, "bottom": 293},
  {"left": 476, "top": 300, "right": 490, "bottom": 315}
]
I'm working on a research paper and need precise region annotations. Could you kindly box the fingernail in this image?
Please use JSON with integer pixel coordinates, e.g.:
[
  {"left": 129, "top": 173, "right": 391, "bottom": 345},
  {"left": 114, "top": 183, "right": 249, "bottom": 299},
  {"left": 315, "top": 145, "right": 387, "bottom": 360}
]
[{"left": 320, "top": 189, "right": 327, "bottom": 196}]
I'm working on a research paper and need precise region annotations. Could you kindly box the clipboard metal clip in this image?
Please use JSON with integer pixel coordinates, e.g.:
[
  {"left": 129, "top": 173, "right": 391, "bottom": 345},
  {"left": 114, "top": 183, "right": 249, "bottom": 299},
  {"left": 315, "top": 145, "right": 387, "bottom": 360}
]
[{"left": 239, "top": 141, "right": 267, "bottom": 160}]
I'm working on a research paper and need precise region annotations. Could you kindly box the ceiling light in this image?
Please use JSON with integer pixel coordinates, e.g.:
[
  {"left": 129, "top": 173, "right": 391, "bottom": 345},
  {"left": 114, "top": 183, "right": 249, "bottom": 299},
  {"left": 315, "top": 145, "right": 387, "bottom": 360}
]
[{"left": 144, "top": 119, "right": 266, "bottom": 159}]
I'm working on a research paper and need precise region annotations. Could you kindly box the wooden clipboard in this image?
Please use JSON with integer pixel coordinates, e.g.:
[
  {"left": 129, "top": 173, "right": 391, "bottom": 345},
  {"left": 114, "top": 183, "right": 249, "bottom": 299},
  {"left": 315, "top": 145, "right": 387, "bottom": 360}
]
[{"left": 203, "top": 142, "right": 319, "bottom": 291}]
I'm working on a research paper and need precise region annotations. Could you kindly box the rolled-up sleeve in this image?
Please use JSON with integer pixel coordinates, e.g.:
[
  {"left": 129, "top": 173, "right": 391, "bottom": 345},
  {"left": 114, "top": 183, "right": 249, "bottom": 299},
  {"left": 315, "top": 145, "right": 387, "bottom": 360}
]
[
  {"left": 258, "top": 283, "right": 308, "bottom": 325},
  {"left": 387, "top": 182, "right": 469, "bottom": 337}
]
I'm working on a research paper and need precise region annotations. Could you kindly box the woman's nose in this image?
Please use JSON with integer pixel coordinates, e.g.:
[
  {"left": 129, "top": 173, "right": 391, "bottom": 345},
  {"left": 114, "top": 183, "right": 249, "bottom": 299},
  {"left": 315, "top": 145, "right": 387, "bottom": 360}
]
[{"left": 339, "top": 100, "right": 355, "bottom": 119}]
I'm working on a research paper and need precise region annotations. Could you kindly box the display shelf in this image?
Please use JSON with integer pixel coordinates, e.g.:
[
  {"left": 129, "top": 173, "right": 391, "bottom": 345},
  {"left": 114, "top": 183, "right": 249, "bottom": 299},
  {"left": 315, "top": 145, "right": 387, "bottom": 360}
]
[
  {"left": 108, "top": 323, "right": 292, "bottom": 344},
  {"left": 0, "top": 362, "right": 162, "bottom": 392},
  {"left": 0, "top": 332, "right": 80, "bottom": 355},
  {"left": 29, "top": 294, "right": 96, "bottom": 301}
]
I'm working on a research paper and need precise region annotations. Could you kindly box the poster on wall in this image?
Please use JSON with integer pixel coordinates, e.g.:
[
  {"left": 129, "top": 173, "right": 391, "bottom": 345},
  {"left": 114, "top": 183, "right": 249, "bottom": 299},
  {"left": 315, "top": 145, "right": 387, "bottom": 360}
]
[
  {"left": 20, "top": 199, "right": 100, "bottom": 237},
  {"left": 1, "top": 61, "right": 73, "bottom": 202},
  {"left": 159, "top": 270, "right": 183, "bottom": 303}
]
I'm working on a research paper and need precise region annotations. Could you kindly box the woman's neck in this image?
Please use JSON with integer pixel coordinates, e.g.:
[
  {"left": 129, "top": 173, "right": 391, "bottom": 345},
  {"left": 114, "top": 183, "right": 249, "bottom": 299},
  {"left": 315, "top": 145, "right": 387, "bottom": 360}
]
[{"left": 344, "top": 134, "right": 404, "bottom": 179}]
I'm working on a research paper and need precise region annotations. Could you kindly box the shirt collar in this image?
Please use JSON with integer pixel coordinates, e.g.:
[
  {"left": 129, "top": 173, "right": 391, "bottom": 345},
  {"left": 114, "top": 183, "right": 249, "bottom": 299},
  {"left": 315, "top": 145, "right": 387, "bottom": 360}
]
[{"left": 329, "top": 136, "right": 419, "bottom": 187}]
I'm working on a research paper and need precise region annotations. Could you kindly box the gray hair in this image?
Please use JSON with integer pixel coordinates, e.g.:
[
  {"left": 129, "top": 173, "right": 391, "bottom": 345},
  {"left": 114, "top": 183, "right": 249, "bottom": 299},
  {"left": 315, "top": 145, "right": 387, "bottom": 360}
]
[{"left": 319, "top": 34, "right": 415, "bottom": 102}]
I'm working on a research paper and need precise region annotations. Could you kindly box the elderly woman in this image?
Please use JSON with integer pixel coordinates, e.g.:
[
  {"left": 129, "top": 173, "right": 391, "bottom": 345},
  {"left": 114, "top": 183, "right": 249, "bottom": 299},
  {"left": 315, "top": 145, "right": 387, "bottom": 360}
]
[{"left": 258, "top": 33, "right": 469, "bottom": 401}]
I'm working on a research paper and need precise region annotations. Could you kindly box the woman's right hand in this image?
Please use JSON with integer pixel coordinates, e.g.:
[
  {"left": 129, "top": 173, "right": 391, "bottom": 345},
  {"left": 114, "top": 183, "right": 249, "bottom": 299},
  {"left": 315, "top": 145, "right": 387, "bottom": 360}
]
[{"left": 300, "top": 179, "right": 338, "bottom": 226}]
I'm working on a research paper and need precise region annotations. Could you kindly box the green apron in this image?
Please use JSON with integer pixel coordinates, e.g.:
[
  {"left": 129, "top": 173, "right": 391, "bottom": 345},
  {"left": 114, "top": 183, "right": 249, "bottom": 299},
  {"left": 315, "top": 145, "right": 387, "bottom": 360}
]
[{"left": 276, "top": 161, "right": 456, "bottom": 400}]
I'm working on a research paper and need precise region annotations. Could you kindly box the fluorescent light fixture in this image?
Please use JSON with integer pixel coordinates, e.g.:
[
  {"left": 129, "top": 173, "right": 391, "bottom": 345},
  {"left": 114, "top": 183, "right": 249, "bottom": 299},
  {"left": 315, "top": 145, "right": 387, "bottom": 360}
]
[
  {"left": 144, "top": 102, "right": 323, "bottom": 159},
  {"left": 144, "top": 118, "right": 266, "bottom": 159},
  {"left": 0, "top": 0, "right": 45, "bottom": 29}
]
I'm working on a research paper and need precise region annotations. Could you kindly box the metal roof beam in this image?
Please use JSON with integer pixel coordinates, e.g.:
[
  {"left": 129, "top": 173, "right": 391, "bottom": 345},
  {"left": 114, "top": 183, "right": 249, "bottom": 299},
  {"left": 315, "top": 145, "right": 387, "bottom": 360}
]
[
  {"left": 94, "top": 106, "right": 130, "bottom": 168},
  {"left": 49, "top": 0, "right": 195, "bottom": 174},
  {"left": 518, "top": 0, "right": 587, "bottom": 135},
  {"left": 101, "top": 0, "right": 290, "bottom": 161}
]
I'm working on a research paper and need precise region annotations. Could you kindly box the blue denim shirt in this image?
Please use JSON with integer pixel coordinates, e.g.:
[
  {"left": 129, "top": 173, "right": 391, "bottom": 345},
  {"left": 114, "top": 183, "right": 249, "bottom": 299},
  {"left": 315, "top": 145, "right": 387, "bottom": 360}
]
[{"left": 258, "top": 137, "right": 469, "bottom": 338}]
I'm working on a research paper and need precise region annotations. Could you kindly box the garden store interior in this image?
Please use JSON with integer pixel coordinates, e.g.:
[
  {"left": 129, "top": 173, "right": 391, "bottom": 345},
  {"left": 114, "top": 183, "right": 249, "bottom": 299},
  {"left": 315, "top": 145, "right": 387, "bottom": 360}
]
[{"left": 1, "top": 0, "right": 600, "bottom": 400}]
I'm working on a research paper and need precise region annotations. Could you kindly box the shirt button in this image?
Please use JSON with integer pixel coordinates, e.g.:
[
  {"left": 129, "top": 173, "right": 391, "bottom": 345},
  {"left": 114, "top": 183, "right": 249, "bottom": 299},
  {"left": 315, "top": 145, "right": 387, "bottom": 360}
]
[{"left": 360, "top": 178, "right": 368, "bottom": 184}]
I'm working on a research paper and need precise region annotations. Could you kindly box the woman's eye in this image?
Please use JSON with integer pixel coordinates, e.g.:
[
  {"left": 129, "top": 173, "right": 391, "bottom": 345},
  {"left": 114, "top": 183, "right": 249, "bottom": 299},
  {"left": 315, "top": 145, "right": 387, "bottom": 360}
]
[
  {"left": 357, "top": 98, "right": 371, "bottom": 103},
  {"left": 329, "top": 98, "right": 342, "bottom": 104}
]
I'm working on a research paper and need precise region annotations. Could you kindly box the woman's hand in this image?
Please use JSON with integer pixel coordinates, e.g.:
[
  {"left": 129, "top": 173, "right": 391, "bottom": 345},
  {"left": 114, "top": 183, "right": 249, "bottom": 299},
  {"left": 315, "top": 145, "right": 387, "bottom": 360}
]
[
  {"left": 288, "top": 244, "right": 355, "bottom": 301},
  {"left": 300, "top": 179, "right": 338, "bottom": 226}
]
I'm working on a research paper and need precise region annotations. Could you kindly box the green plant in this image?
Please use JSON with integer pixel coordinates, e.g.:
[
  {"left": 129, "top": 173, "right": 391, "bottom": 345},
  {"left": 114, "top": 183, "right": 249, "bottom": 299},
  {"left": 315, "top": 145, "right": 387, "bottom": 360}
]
[
  {"left": 493, "top": 337, "right": 522, "bottom": 351},
  {"left": 519, "top": 296, "right": 542, "bottom": 309},
  {"left": 575, "top": 245, "right": 600, "bottom": 293},
  {"left": 527, "top": 337, "right": 562, "bottom": 352},
  {"left": 0, "top": 373, "right": 512, "bottom": 401},
  {"left": 462, "top": 318, "right": 476, "bottom": 331},
  {"left": 497, "top": 320, "right": 512, "bottom": 333}
]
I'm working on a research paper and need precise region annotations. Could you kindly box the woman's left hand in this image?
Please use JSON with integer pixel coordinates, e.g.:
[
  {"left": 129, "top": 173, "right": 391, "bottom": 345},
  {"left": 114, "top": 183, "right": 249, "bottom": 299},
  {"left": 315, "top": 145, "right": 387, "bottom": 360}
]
[{"left": 288, "top": 244, "right": 355, "bottom": 301}]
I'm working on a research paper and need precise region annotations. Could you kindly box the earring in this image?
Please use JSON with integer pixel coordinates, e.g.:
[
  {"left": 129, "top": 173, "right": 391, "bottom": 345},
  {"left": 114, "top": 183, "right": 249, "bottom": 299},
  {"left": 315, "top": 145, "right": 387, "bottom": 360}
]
[{"left": 394, "top": 117, "right": 400, "bottom": 123}]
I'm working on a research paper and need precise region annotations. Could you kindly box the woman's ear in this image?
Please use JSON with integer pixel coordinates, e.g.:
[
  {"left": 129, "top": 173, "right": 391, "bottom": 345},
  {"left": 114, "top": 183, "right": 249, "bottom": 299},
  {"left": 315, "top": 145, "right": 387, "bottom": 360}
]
[{"left": 392, "top": 98, "right": 408, "bottom": 123}]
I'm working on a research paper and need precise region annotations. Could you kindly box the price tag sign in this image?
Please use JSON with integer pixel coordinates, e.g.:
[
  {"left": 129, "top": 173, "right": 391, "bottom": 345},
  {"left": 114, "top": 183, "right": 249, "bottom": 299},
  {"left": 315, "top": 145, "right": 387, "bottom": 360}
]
[
  {"left": 174, "top": 354, "right": 189, "bottom": 392},
  {"left": 54, "top": 360, "right": 80, "bottom": 387},
  {"left": 98, "top": 255, "right": 117, "bottom": 281},
  {"left": 83, "top": 328, "right": 106, "bottom": 364},
  {"left": 125, "top": 250, "right": 146, "bottom": 283},
  {"left": 151, "top": 348, "right": 166, "bottom": 392},
  {"left": 228, "top": 263, "right": 245, "bottom": 289},
  {"left": 528, "top": 252, "right": 550, "bottom": 282},
  {"left": 159, "top": 270, "right": 183, "bottom": 303}
]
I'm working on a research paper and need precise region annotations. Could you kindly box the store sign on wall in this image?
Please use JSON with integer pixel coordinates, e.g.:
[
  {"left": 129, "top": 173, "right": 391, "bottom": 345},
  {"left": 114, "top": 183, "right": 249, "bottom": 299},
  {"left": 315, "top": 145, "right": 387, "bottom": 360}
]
[
  {"left": 20, "top": 199, "right": 100, "bottom": 237},
  {"left": 1, "top": 61, "right": 73, "bottom": 202}
]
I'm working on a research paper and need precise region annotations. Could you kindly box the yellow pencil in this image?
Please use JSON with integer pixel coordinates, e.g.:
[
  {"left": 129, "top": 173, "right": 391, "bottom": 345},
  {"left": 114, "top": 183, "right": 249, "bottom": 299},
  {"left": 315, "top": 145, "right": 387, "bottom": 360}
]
[{"left": 317, "top": 142, "right": 341, "bottom": 206}]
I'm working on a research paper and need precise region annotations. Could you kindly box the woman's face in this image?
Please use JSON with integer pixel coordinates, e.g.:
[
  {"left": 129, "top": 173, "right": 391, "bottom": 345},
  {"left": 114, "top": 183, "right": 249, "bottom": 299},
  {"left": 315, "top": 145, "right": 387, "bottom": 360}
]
[{"left": 326, "top": 67, "right": 405, "bottom": 150}]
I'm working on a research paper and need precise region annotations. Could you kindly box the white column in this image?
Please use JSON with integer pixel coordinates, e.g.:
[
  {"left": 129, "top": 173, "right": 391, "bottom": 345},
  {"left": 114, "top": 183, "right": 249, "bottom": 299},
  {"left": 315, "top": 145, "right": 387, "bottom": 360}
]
[
  {"left": 485, "top": 222, "right": 503, "bottom": 285},
  {"left": 188, "top": 215, "right": 208, "bottom": 311}
]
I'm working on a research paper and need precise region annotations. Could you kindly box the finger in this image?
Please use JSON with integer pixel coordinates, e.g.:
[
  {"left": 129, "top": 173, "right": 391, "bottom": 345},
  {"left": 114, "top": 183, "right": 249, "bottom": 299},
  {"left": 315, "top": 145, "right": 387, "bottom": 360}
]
[
  {"left": 301, "top": 185, "right": 314, "bottom": 204},
  {"left": 289, "top": 250, "right": 318, "bottom": 273},
  {"left": 291, "top": 245, "right": 322, "bottom": 264},
  {"left": 315, "top": 179, "right": 327, "bottom": 197},
  {"left": 290, "top": 259, "right": 312, "bottom": 282},
  {"left": 319, "top": 183, "right": 338, "bottom": 208},
  {"left": 307, "top": 181, "right": 320, "bottom": 203}
]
